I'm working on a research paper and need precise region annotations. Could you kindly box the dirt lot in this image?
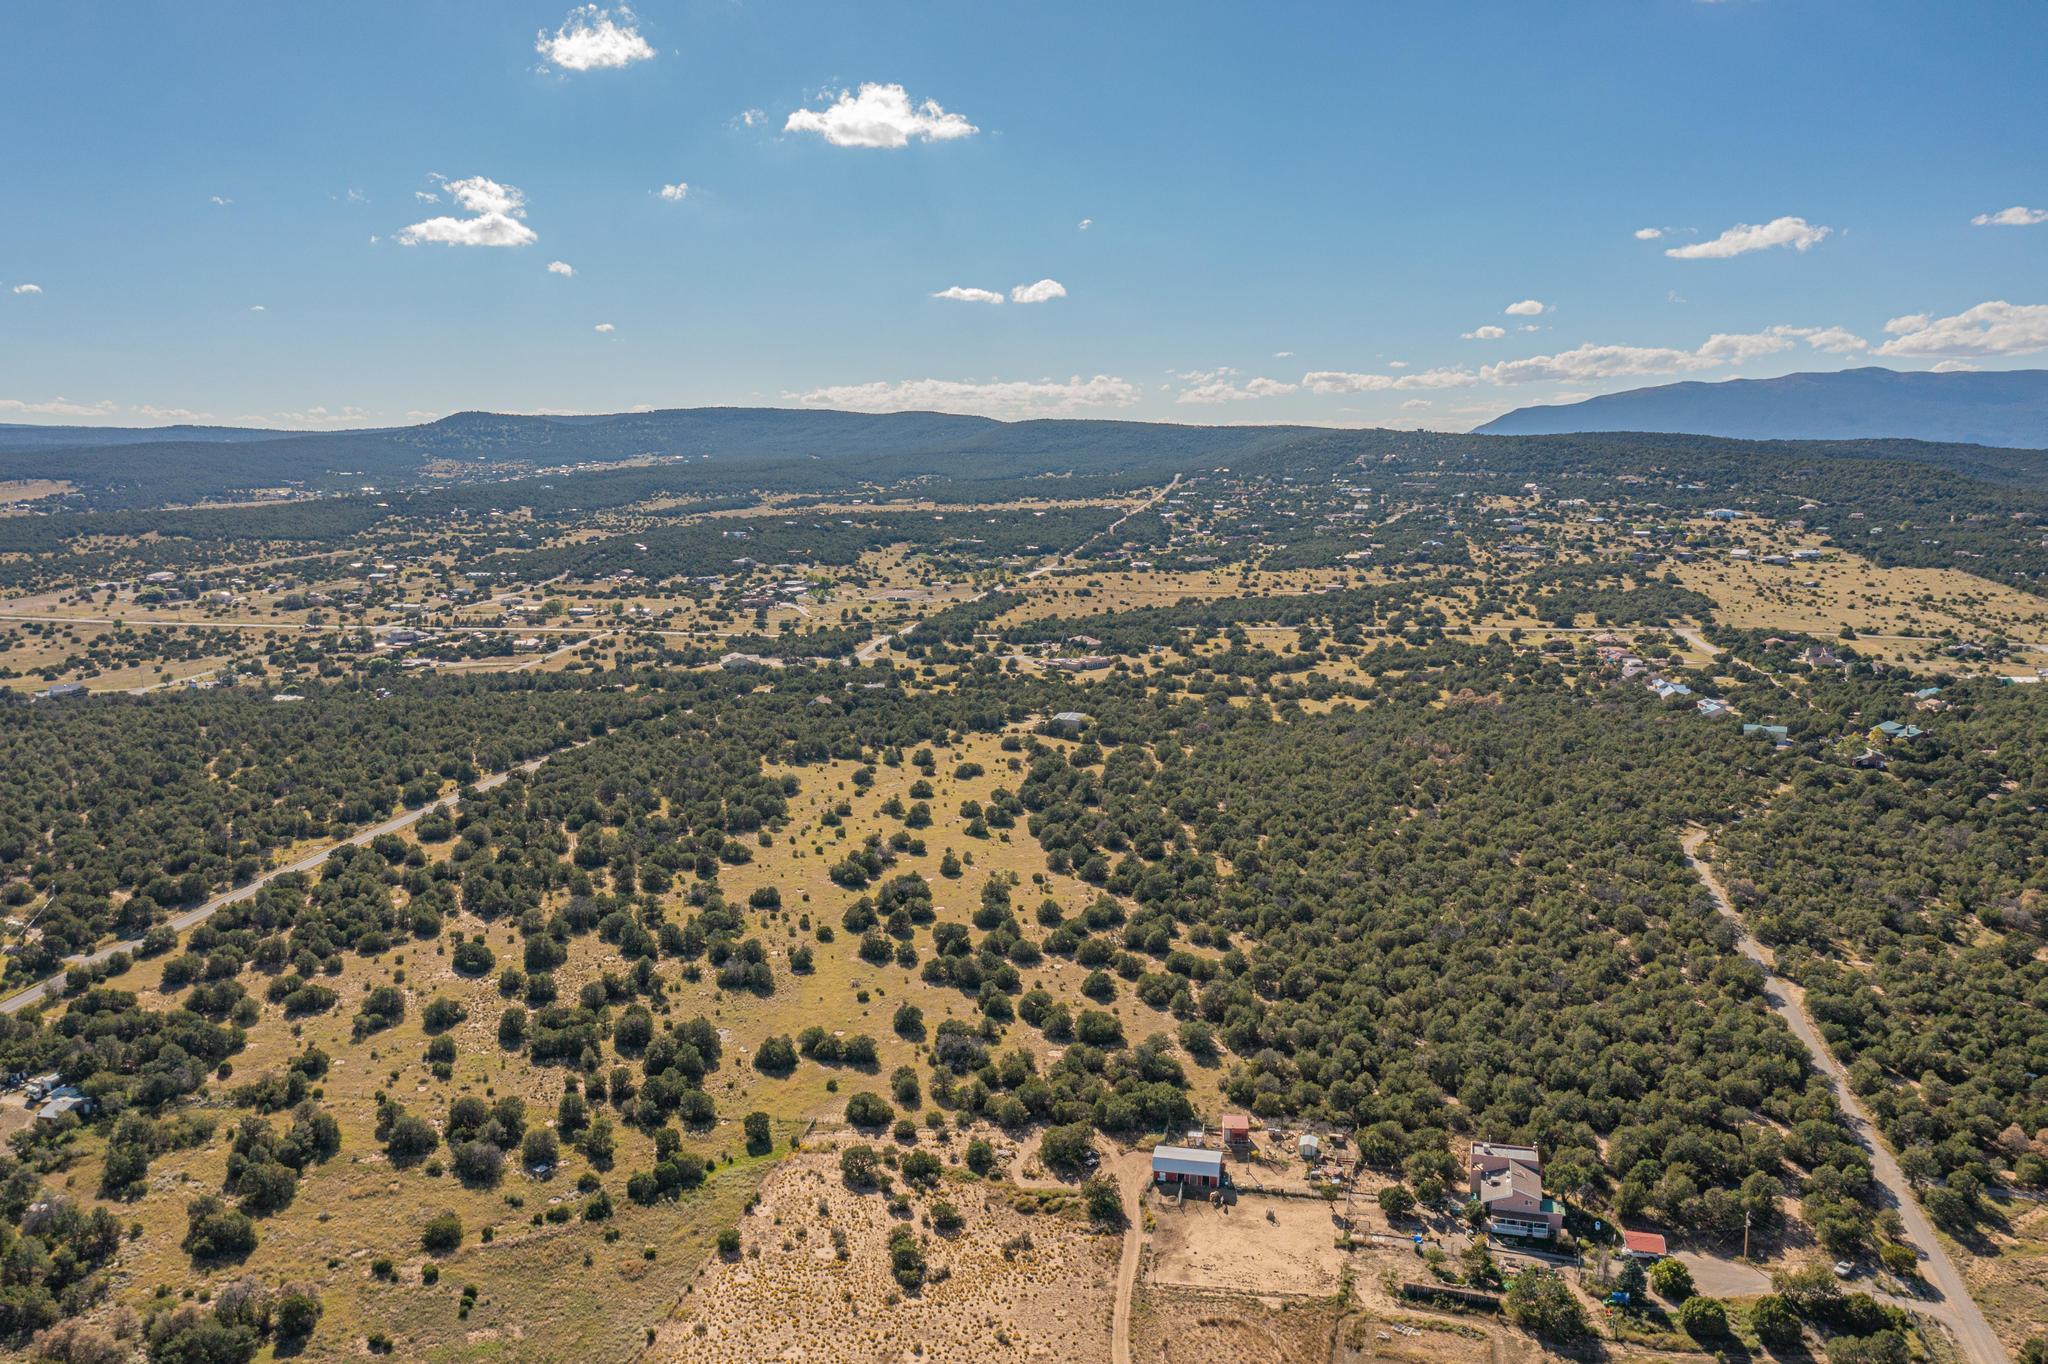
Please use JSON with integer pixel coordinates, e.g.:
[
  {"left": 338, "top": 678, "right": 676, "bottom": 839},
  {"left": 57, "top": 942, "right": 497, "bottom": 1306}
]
[
  {"left": 1951, "top": 1194, "right": 2048, "bottom": 1357},
  {"left": 658, "top": 1141, "right": 1120, "bottom": 1362},
  {"left": 1147, "top": 1191, "right": 1350, "bottom": 1297}
]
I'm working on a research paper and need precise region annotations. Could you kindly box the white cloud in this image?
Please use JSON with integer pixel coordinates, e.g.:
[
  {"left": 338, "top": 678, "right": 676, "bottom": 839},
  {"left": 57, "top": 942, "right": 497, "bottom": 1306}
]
[
  {"left": 657, "top": 181, "right": 688, "bottom": 201},
  {"left": 11, "top": 283, "right": 42, "bottom": 295},
  {"left": 547, "top": 260, "right": 575, "bottom": 276},
  {"left": 1483, "top": 323, "right": 1867, "bottom": 384},
  {"left": 733, "top": 108, "right": 765, "bottom": 128},
  {"left": 1504, "top": 299, "right": 1547, "bottom": 316},
  {"left": 1175, "top": 370, "right": 1299, "bottom": 403},
  {"left": 1776, "top": 324, "right": 1867, "bottom": 353},
  {"left": 238, "top": 405, "right": 372, "bottom": 430},
  {"left": 1634, "top": 227, "right": 1663, "bottom": 240},
  {"left": 0, "top": 396, "right": 114, "bottom": 418},
  {"left": 594, "top": 323, "right": 616, "bottom": 333},
  {"left": 785, "top": 83, "right": 978, "bottom": 149},
  {"left": 933, "top": 286, "right": 1004, "bottom": 304},
  {"left": 414, "top": 190, "right": 439, "bottom": 202},
  {"left": 1010, "top": 278, "right": 1066, "bottom": 304},
  {"left": 1931, "top": 360, "right": 1979, "bottom": 373},
  {"left": 1971, "top": 206, "right": 2047, "bottom": 227},
  {"left": 249, "top": 305, "right": 266, "bottom": 312},
  {"left": 1301, "top": 367, "right": 1478, "bottom": 394},
  {"left": 1875, "top": 301, "right": 2048, "bottom": 358},
  {"left": 1272, "top": 351, "right": 1293, "bottom": 358},
  {"left": 1401, "top": 399, "right": 1433, "bottom": 410},
  {"left": 1665, "top": 216, "right": 1830, "bottom": 259},
  {"left": 210, "top": 194, "right": 232, "bottom": 206},
  {"left": 398, "top": 176, "right": 536, "bottom": 247},
  {"left": 791, "top": 374, "right": 1138, "bottom": 419},
  {"left": 536, "top": 5, "right": 655, "bottom": 72},
  {"left": 344, "top": 188, "right": 368, "bottom": 203},
  {"left": 1462, "top": 325, "right": 1507, "bottom": 341},
  {"left": 1078, "top": 218, "right": 1093, "bottom": 230},
  {"left": 135, "top": 405, "right": 216, "bottom": 422}
]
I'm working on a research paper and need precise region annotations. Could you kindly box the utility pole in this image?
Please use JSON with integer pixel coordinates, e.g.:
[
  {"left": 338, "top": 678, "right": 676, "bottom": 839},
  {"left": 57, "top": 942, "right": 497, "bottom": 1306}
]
[{"left": 1743, "top": 1207, "right": 1752, "bottom": 1262}]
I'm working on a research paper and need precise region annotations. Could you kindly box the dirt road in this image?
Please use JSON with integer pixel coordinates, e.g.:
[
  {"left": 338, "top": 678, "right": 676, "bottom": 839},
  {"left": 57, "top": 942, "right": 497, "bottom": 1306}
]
[
  {"left": 1110, "top": 1151, "right": 1147, "bottom": 1364},
  {"left": 1680, "top": 829, "right": 2011, "bottom": 1364},
  {"left": 0, "top": 744, "right": 578, "bottom": 1016}
]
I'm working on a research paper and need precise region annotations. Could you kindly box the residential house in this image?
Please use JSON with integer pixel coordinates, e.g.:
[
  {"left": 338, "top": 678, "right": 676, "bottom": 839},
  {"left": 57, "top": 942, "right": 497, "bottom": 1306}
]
[{"left": 1470, "top": 1141, "right": 1563, "bottom": 1240}]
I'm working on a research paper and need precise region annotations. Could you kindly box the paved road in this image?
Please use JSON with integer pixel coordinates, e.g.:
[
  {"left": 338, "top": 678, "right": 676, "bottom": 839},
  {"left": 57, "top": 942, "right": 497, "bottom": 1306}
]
[
  {"left": 0, "top": 746, "right": 574, "bottom": 1016},
  {"left": 1681, "top": 829, "right": 2010, "bottom": 1364}
]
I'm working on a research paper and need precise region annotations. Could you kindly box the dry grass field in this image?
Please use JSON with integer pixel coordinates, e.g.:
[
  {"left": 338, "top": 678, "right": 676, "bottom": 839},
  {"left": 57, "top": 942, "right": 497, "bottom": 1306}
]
[{"left": 657, "top": 1140, "right": 1119, "bottom": 1363}]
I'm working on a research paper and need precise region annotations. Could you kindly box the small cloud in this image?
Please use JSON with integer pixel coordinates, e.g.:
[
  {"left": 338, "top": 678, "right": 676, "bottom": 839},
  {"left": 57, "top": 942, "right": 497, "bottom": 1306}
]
[
  {"left": 785, "top": 83, "right": 978, "bottom": 149},
  {"left": 398, "top": 175, "right": 537, "bottom": 248},
  {"left": 414, "top": 190, "right": 440, "bottom": 202},
  {"left": 1078, "top": 218, "right": 1093, "bottom": 230},
  {"left": 536, "top": 5, "right": 655, "bottom": 72},
  {"left": 1010, "top": 278, "right": 1066, "bottom": 304},
  {"left": 1667, "top": 290, "right": 1687, "bottom": 304},
  {"left": 1504, "top": 299, "right": 1547, "bottom": 316},
  {"left": 1931, "top": 360, "right": 1979, "bottom": 372},
  {"left": 210, "top": 194, "right": 232, "bottom": 206},
  {"left": 547, "top": 260, "right": 575, "bottom": 276},
  {"left": 345, "top": 188, "right": 368, "bottom": 203},
  {"left": 1272, "top": 351, "right": 1293, "bottom": 358},
  {"left": 732, "top": 108, "right": 765, "bottom": 128},
  {"left": 249, "top": 305, "right": 266, "bottom": 312},
  {"left": 1401, "top": 399, "right": 1432, "bottom": 410},
  {"left": 1665, "top": 215, "right": 1829, "bottom": 259},
  {"left": 933, "top": 286, "right": 1004, "bottom": 304},
  {"left": 1634, "top": 227, "right": 1663, "bottom": 240},
  {"left": 791, "top": 374, "right": 1139, "bottom": 419},
  {"left": 1463, "top": 325, "right": 1507, "bottom": 340},
  {"left": 594, "top": 322, "right": 616, "bottom": 332},
  {"left": 11, "top": 283, "right": 43, "bottom": 296},
  {"left": 1972, "top": 205, "right": 2047, "bottom": 227},
  {"left": 1518, "top": 324, "right": 1541, "bottom": 332},
  {"left": 657, "top": 181, "right": 689, "bottom": 201}
]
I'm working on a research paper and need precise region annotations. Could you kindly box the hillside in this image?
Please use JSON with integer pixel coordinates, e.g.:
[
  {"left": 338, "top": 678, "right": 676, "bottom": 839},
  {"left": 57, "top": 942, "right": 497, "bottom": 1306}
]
[{"left": 1477, "top": 366, "right": 2048, "bottom": 449}]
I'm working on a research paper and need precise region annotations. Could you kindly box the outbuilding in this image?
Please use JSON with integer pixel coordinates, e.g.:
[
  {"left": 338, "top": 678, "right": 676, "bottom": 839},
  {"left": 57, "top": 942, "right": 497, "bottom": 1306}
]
[
  {"left": 1150, "top": 1145, "right": 1225, "bottom": 1190},
  {"left": 1622, "top": 1230, "right": 1668, "bottom": 1260}
]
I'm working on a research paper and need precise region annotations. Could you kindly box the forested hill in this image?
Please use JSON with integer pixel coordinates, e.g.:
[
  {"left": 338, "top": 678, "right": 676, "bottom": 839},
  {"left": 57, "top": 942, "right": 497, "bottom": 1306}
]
[
  {"left": 6, "top": 402, "right": 2047, "bottom": 513},
  {"left": 1477, "top": 366, "right": 2048, "bottom": 449},
  {"left": 0, "top": 408, "right": 1323, "bottom": 511}
]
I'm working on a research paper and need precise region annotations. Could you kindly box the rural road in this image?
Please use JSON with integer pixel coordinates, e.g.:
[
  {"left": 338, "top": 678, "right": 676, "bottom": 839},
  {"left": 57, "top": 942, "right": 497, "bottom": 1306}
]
[
  {"left": 1681, "top": 829, "right": 2011, "bottom": 1364},
  {"left": 0, "top": 745, "right": 575, "bottom": 1016},
  {"left": 1110, "top": 1153, "right": 1147, "bottom": 1364}
]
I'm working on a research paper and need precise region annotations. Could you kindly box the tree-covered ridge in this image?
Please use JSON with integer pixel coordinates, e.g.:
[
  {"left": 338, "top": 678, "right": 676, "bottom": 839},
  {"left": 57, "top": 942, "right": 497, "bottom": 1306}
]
[
  {"left": 1012, "top": 656, "right": 1885, "bottom": 1248},
  {"left": 0, "top": 675, "right": 673, "bottom": 975},
  {"left": 1712, "top": 678, "right": 2048, "bottom": 1211}
]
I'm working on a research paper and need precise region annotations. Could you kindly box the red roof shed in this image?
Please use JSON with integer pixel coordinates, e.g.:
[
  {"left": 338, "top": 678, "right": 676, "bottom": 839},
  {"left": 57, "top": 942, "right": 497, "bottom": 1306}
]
[{"left": 1622, "top": 1230, "right": 1668, "bottom": 1258}]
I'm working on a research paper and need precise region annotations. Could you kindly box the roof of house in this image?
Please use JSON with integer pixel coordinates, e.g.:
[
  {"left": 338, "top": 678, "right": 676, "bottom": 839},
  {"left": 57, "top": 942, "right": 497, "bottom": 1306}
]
[
  {"left": 1479, "top": 1162, "right": 1544, "bottom": 1207},
  {"left": 1472, "top": 1140, "right": 1540, "bottom": 1165},
  {"left": 1221, "top": 1114, "right": 1251, "bottom": 1134},
  {"left": 1150, "top": 1145, "right": 1225, "bottom": 1177},
  {"left": 1623, "top": 1230, "right": 1668, "bottom": 1256}
]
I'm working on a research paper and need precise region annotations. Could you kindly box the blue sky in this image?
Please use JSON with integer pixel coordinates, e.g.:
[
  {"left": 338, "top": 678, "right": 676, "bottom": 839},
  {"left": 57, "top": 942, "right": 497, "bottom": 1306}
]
[{"left": 2, "top": 0, "right": 2044, "bottom": 431}]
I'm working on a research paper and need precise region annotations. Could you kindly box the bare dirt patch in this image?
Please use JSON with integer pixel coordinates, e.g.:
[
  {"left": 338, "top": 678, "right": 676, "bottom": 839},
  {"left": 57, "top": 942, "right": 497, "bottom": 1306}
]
[
  {"left": 659, "top": 1141, "right": 1120, "bottom": 1363},
  {"left": 1146, "top": 1191, "right": 1349, "bottom": 1297}
]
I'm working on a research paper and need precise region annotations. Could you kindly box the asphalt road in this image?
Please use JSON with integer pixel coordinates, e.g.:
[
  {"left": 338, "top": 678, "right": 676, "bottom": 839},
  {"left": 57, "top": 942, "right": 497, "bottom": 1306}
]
[
  {"left": 0, "top": 746, "right": 572, "bottom": 1016},
  {"left": 1682, "top": 829, "right": 2011, "bottom": 1364}
]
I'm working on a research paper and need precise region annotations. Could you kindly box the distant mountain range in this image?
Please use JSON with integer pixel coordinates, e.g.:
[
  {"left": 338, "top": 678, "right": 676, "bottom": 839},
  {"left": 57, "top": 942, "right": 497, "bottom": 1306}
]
[{"left": 1477, "top": 367, "right": 2048, "bottom": 449}]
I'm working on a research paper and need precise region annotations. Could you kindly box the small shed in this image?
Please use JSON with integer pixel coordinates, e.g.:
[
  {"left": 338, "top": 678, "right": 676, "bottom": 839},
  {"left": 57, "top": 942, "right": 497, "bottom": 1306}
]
[
  {"left": 1622, "top": 1230, "right": 1668, "bottom": 1260},
  {"left": 1151, "top": 1145, "right": 1225, "bottom": 1189},
  {"left": 1298, "top": 1133, "right": 1320, "bottom": 1161},
  {"left": 1221, "top": 1114, "right": 1251, "bottom": 1155}
]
